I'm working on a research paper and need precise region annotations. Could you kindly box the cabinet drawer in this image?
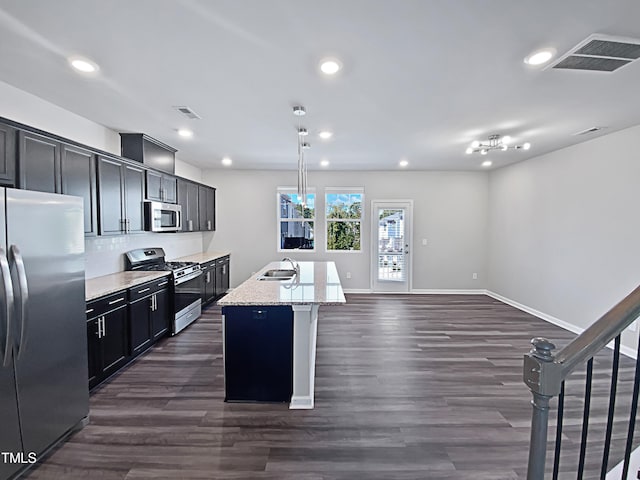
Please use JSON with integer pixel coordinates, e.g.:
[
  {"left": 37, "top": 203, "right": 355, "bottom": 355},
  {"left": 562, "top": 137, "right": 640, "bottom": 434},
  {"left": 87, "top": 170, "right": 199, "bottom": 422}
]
[
  {"left": 86, "top": 290, "right": 127, "bottom": 320},
  {"left": 216, "top": 256, "right": 229, "bottom": 265},
  {"left": 128, "top": 276, "right": 171, "bottom": 303}
]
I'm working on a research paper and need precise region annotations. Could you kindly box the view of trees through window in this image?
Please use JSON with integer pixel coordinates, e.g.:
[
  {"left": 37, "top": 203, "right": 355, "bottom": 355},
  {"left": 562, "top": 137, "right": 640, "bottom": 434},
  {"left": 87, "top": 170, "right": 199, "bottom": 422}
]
[{"left": 326, "top": 193, "right": 362, "bottom": 251}]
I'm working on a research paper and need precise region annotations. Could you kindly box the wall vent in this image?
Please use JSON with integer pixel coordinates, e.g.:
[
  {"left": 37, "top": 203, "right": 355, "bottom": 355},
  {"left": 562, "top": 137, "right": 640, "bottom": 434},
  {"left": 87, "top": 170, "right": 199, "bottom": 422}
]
[
  {"left": 548, "top": 34, "right": 640, "bottom": 72},
  {"left": 174, "top": 106, "right": 201, "bottom": 120},
  {"left": 573, "top": 126, "right": 606, "bottom": 136}
]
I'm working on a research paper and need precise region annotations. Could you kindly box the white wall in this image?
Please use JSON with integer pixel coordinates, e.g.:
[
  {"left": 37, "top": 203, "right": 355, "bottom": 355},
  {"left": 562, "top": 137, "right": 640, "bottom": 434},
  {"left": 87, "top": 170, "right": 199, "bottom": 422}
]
[
  {"left": 201, "top": 169, "right": 489, "bottom": 291},
  {"left": 488, "top": 125, "right": 640, "bottom": 353},
  {"left": 1, "top": 79, "right": 205, "bottom": 278}
]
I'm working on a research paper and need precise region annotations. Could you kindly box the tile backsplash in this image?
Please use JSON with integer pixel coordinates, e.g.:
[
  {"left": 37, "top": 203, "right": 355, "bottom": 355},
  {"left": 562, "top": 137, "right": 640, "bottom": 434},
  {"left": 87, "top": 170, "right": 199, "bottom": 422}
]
[{"left": 85, "top": 232, "right": 203, "bottom": 279}]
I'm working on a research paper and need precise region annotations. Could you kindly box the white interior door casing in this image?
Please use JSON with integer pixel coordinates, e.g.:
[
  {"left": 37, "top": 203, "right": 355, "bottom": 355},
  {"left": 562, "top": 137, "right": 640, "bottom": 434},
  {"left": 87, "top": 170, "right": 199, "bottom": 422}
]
[{"left": 371, "top": 200, "right": 413, "bottom": 292}]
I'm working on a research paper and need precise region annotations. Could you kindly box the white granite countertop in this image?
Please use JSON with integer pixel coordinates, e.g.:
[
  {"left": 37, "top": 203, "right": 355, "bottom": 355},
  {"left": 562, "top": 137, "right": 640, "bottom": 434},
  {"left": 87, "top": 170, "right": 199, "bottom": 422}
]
[
  {"left": 217, "top": 261, "right": 346, "bottom": 306},
  {"left": 173, "top": 251, "right": 231, "bottom": 264},
  {"left": 86, "top": 271, "right": 171, "bottom": 301}
]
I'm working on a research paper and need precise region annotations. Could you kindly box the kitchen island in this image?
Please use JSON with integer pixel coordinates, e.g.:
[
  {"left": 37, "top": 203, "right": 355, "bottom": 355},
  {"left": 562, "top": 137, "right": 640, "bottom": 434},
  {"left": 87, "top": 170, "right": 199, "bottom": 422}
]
[{"left": 217, "top": 261, "right": 345, "bottom": 409}]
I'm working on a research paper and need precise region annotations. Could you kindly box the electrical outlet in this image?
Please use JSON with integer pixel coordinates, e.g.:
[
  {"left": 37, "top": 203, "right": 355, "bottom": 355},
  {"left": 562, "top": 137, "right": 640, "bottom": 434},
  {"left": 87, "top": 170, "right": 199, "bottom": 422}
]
[
  {"left": 422, "top": 238, "right": 428, "bottom": 246},
  {"left": 472, "top": 273, "right": 478, "bottom": 280},
  {"left": 346, "top": 272, "right": 352, "bottom": 279}
]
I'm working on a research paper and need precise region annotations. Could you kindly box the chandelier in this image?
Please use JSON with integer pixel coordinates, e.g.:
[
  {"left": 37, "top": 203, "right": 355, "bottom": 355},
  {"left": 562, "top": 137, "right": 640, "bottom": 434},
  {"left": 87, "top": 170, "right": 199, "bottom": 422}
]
[
  {"left": 293, "top": 105, "right": 310, "bottom": 206},
  {"left": 465, "top": 134, "right": 531, "bottom": 155}
]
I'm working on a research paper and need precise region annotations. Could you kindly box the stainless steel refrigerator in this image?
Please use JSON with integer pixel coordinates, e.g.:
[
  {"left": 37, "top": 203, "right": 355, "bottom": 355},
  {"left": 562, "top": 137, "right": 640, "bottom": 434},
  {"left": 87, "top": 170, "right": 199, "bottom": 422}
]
[{"left": 0, "top": 188, "right": 89, "bottom": 480}]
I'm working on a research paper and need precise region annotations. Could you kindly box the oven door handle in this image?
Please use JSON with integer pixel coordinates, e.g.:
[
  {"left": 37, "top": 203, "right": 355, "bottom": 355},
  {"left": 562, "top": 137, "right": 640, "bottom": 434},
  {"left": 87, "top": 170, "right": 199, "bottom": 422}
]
[{"left": 175, "top": 270, "right": 202, "bottom": 285}]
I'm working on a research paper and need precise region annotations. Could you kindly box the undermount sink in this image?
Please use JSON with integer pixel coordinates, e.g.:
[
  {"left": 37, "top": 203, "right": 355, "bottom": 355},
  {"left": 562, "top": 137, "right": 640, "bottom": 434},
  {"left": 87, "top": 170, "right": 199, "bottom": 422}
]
[{"left": 258, "top": 269, "right": 297, "bottom": 281}]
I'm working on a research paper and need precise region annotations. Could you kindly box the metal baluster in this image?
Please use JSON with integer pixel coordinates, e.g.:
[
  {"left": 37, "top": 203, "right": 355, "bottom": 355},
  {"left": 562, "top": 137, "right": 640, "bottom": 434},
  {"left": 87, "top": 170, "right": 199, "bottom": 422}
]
[
  {"left": 600, "top": 335, "right": 621, "bottom": 480},
  {"left": 577, "top": 358, "right": 594, "bottom": 480},
  {"left": 552, "top": 381, "right": 565, "bottom": 480},
  {"left": 622, "top": 333, "right": 640, "bottom": 479}
]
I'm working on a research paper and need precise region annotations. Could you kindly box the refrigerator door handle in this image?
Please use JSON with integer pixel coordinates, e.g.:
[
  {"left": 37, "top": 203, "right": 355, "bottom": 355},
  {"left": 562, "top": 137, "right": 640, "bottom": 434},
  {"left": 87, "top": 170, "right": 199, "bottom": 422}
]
[
  {"left": 9, "top": 245, "right": 29, "bottom": 359},
  {"left": 0, "top": 249, "right": 14, "bottom": 367}
]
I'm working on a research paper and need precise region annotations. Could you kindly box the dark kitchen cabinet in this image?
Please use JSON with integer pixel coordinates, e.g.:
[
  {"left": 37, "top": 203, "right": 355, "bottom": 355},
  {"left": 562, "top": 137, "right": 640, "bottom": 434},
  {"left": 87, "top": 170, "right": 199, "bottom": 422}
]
[
  {"left": 177, "top": 178, "right": 200, "bottom": 232},
  {"left": 151, "top": 288, "right": 170, "bottom": 340},
  {"left": 128, "top": 277, "right": 171, "bottom": 357},
  {"left": 97, "top": 156, "right": 145, "bottom": 235},
  {"left": 223, "top": 305, "right": 293, "bottom": 402},
  {"left": 146, "top": 170, "right": 177, "bottom": 204},
  {"left": 61, "top": 144, "right": 98, "bottom": 236},
  {"left": 215, "top": 256, "right": 230, "bottom": 298},
  {"left": 120, "top": 133, "right": 176, "bottom": 175},
  {"left": 198, "top": 185, "right": 216, "bottom": 231},
  {"left": 86, "top": 291, "right": 129, "bottom": 390},
  {"left": 0, "top": 122, "right": 17, "bottom": 186},
  {"left": 18, "top": 130, "right": 60, "bottom": 193},
  {"left": 201, "top": 260, "right": 216, "bottom": 305}
]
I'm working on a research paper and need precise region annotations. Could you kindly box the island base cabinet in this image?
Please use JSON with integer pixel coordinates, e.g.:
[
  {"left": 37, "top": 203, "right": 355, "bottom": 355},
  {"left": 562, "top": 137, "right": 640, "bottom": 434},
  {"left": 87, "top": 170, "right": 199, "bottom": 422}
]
[{"left": 223, "top": 306, "right": 293, "bottom": 403}]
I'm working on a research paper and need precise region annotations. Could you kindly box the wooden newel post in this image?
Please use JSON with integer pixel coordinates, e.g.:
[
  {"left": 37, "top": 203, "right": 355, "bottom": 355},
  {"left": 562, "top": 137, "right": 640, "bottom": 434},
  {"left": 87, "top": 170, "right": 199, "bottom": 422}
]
[{"left": 524, "top": 337, "right": 557, "bottom": 480}]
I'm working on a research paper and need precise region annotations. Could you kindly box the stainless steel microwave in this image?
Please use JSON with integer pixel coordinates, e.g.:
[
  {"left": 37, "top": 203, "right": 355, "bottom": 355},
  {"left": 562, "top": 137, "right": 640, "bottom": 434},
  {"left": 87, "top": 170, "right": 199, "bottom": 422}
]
[{"left": 144, "top": 201, "right": 182, "bottom": 232}]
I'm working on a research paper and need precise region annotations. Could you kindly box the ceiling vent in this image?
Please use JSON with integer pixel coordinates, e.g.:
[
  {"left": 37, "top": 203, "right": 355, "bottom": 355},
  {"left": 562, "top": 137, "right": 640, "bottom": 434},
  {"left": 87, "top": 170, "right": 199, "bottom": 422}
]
[
  {"left": 549, "top": 34, "right": 640, "bottom": 72},
  {"left": 573, "top": 126, "right": 606, "bottom": 136},
  {"left": 174, "top": 106, "right": 201, "bottom": 120}
]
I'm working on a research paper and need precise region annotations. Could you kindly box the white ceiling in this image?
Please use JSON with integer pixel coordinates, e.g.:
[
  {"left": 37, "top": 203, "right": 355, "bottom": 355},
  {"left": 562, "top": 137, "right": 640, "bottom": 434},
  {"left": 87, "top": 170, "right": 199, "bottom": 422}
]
[{"left": 0, "top": 0, "right": 639, "bottom": 171}]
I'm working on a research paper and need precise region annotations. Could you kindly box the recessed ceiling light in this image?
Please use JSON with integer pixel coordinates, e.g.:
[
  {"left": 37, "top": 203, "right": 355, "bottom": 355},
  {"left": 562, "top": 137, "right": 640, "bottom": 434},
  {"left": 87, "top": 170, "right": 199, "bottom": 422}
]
[
  {"left": 221, "top": 157, "right": 232, "bottom": 166},
  {"left": 177, "top": 129, "right": 193, "bottom": 138},
  {"left": 482, "top": 160, "right": 493, "bottom": 167},
  {"left": 465, "top": 147, "right": 473, "bottom": 155},
  {"left": 524, "top": 48, "right": 556, "bottom": 66},
  {"left": 399, "top": 159, "right": 409, "bottom": 167},
  {"left": 320, "top": 159, "right": 330, "bottom": 167},
  {"left": 319, "top": 130, "right": 333, "bottom": 139},
  {"left": 522, "top": 142, "right": 531, "bottom": 150},
  {"left": 320, "top": 58, "right": 342, "bottom": 75},
  {"left": 69, "top": 56, "right": 99, "bottom": 73}
]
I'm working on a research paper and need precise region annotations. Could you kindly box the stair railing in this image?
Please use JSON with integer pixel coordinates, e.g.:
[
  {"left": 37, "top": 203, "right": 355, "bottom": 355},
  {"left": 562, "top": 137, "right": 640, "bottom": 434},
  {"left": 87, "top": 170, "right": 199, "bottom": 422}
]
[{"left": 524, "top": 284, "right": 640, "bottom": 479}]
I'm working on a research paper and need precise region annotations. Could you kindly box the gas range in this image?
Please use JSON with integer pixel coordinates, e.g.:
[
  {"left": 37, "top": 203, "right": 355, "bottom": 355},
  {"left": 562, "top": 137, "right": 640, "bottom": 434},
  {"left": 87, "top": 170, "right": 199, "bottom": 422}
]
[{"left": 125, "top": 248, "right": 202, "bottom": 335}]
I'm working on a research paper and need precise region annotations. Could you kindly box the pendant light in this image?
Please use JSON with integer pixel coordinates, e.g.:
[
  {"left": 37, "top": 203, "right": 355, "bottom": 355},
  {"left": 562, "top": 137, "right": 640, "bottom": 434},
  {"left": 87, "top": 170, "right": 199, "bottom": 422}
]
[{"left": 293, "top": 105, "right": 309, "bottom": 206}]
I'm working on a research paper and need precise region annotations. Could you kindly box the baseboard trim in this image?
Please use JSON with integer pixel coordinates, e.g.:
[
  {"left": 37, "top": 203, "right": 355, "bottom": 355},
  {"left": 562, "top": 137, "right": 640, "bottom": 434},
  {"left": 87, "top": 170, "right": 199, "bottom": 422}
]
[
  {"left": 411, "top": 289, "right": 487, "bottom": 295},
  {"left": 485, "top": 290, "right": 637, "bottom": 360},
  {"left": 344, "top": 288, "right": 486, "bottom": 295},
  {"left": 289, "top": 396, "right": 314, "bottom": 410}
]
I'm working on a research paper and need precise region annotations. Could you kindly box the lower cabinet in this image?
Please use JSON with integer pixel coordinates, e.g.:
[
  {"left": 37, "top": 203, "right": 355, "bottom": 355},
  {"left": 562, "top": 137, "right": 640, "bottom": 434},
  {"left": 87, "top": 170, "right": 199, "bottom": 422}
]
[
  {"left": 86, "top": 277, "right": 171, "bottom": 390},
  {"left": 201, "top": 255, "right": 230, "bottom": 305},
  {"left": 128, "top": 278, "right": 171, "bottom": 358},
  {"left": 223, "top": 305, "right": 293, "bottom": 402},
  {"left": 86, "top": 291, "right": 129, "bottom": 390}
]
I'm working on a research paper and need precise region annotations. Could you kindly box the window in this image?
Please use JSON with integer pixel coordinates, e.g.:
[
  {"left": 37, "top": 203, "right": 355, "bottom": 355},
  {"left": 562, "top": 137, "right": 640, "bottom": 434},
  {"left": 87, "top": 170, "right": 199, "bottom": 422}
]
[
  {"left": 326, "top": 189, "right": 363, "bottom": 251},
  {"left": 277, "top": 189, "right": 315, "bottom": 251}
]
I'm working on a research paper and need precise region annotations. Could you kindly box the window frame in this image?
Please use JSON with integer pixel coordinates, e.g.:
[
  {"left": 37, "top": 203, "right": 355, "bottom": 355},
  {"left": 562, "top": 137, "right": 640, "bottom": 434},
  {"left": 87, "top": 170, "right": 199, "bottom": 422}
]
[
  {"left": 325, "top": 188, "right": 364, "bottom": 253},
  {"left": 276, "top": 187, "right": 317, "bottom": 253}
]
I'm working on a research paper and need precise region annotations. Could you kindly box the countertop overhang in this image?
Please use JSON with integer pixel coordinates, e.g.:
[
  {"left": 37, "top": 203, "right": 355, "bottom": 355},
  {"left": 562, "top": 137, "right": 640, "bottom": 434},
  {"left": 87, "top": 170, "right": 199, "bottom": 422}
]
[{"left": 217, "top": 261, "right": 346, "bottom": 306}]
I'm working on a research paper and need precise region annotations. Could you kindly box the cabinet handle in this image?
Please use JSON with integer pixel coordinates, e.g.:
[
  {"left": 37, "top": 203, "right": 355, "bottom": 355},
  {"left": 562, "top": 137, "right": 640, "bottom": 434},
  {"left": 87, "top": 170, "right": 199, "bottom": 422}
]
[
  {"left": 207, "top": 220, "right": 211, "bottom": 230},
  {"left": 86, "top": 308, "right": 94, "bottom": 314},
  {"left": 222, "top": 265, "right": 226, "bottom": 275},
  {"left": 138, "top": 288, "right": 150, "bottom": 294},
  {"left": 154, "top": 294, "right": 157, "bottom": 311},
  {"left": 102, "top": 316, "right": 107, "bottom": 337},
  {"left": 149, "top": 295, "right": 154, "bottom": 311},
  {"left": 108, "top": 297, "right": 125, "bottom": 305},
  {"left": 157, "top": 281, "right": 168, "bottom": 287},
  {"left": 96, "top": 318, "right": 101, "bottom": 338},
  {"left": 188, "top": 219, "right": 193, "bottom": 231}
]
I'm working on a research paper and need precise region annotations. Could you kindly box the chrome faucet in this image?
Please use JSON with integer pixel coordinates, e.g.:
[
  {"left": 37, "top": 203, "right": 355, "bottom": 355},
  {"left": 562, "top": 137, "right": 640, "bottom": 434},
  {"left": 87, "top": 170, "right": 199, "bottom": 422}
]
[{"left": 282, "top": 257, "right": 299, "bottom": 276}]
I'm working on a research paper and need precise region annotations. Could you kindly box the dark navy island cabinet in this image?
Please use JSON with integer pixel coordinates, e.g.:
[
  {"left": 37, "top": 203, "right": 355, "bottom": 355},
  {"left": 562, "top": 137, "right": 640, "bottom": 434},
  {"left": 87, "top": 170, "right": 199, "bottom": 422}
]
[{"left": 223, "top": 306, "right": 294, "bottom": 403}]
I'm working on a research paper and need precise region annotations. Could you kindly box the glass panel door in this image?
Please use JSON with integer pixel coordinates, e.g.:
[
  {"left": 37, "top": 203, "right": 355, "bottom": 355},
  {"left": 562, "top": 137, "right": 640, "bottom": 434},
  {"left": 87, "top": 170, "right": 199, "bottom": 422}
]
[{"left": 371, "top": 201, "right": 412, "bottom": 292}]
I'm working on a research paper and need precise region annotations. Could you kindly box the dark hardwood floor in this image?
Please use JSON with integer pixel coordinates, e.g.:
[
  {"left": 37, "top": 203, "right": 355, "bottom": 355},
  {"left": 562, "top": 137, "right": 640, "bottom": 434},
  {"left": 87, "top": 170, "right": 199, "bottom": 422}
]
[{"left": 25, "top": 294, "right": 639, "bottom": 479}]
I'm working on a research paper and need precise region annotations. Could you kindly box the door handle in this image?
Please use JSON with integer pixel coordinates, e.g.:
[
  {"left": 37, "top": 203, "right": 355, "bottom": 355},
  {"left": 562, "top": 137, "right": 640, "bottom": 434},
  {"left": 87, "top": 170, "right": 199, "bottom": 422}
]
[
  {"left": 188, "top": 219, "right": 193, "bottom": 231},
  {"left": 0, "top": 249, "right": 15, "bottom": 367},
  {"left": 207, "top": 220, "right": 211, "bottom": 230},
  {"left": 9, "top": 246, "right": 28, "bottom": 360}
]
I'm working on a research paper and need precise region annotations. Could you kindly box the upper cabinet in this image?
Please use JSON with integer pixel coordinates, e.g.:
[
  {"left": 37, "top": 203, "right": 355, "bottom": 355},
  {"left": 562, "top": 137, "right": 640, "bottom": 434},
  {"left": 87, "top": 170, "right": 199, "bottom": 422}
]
[
  {"left": 177, "top": 178, "right": 200, "bottom": 232},
  {"left": 120, "top": 133, "right": 176, "bottom": 175},
  {"left": 198, "top": 185, "right": 216, "bottom": 231},
  {"left": 97, "top": 156, "right": 145, "bottom": 235},
  {"left": 18, "top": 130, "right": 60, "bottom": 194},
  {"left": 60, "top": 144, "right": 98, "bottom": 237},
  {"left": 0, "top": 123, "right": 17, "bottom": 187},
  {"left": 146, "top": 170, "right": 177, "bottom": 204}
]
